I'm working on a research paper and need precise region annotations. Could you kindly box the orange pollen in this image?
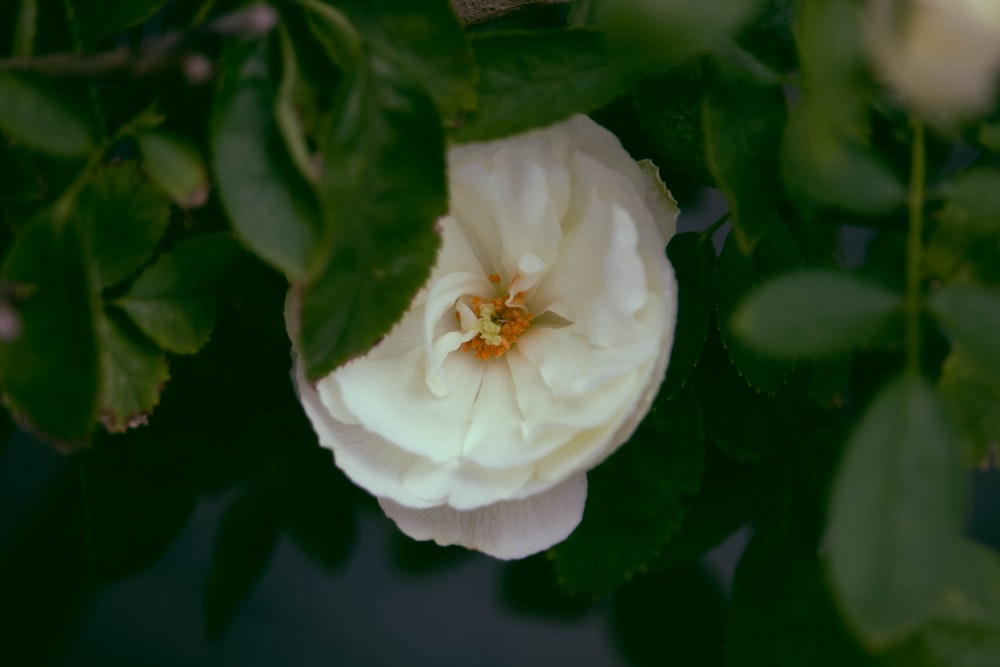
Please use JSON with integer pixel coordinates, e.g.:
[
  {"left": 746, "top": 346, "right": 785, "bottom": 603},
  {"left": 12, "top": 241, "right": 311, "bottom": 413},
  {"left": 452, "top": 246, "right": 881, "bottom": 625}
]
[{"left": 459, "top": 275, "right": 533, "bottom": 360}]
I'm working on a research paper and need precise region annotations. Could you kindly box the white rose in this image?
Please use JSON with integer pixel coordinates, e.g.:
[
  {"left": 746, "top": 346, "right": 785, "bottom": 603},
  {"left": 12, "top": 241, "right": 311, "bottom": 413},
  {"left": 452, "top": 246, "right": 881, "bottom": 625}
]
[
  {"left": 866, "top": 0, "right": 1000, "bottom": 122},
  {"left": 289, "top": 115, "right": 679, "bottom": 560}
]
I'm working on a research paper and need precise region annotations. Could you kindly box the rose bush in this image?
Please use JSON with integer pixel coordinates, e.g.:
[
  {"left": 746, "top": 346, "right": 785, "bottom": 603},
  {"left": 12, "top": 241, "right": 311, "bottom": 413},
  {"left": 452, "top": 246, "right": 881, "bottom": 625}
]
[
  {"left": 289, "top": 115, "right": 679, "bottom": 559},
  {"left": 865, "top": 0, "right": 1000, "bottom": 122}
]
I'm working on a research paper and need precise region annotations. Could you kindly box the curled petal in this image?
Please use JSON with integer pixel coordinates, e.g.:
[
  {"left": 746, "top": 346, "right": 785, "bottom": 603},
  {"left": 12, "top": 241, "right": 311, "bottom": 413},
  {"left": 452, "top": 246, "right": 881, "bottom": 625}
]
[{"left": 379, "top": 473, "right": 588, "bottom": 560}]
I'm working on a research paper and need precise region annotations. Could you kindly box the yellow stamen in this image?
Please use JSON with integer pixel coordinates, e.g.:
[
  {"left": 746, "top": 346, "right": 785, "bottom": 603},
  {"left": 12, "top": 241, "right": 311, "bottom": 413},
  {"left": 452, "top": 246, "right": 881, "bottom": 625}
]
[{"left": 460, "top": 274, "right": 533, "bottom": 360}]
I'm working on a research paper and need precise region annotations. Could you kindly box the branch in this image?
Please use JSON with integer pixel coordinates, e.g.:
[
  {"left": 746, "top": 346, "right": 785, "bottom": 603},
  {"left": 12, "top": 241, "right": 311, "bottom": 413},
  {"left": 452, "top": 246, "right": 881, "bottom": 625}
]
[
  {"left": 451, "top": 0, "right": 571, "bottom": 26},
  {"left": 0, "top": 6, "right": 278, "bottom": 80}
]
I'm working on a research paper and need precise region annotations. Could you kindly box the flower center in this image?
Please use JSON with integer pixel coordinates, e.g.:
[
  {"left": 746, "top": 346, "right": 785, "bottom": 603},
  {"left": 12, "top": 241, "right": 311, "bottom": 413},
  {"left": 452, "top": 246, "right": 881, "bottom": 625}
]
[{"left": 458, "top": 273, "right": 533, "bottom": 360}]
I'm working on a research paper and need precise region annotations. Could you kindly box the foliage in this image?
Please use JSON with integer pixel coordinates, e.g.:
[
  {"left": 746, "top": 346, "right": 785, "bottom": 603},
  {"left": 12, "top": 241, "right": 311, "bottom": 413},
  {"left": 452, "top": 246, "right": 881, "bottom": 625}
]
[{"left": 1, "top": 0, "right": 999, "bottom": 664}]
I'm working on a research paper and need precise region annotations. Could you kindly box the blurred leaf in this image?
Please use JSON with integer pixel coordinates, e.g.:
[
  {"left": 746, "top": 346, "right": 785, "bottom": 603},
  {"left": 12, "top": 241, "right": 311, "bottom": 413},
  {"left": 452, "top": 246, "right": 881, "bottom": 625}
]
[
  {"left": 633, "top": 66, "right": 712, "bottom": 186},
  {"left": 274, "top": 22, "right": 320, "bottom": 185},
  {"left": 212, "top": 35, "right": 327, "bottom": 279},
  {"left": 703, "top": 63, "right": 787, "bottom": 252},
  {"left": 0, "top": 217, "right": 98, "bottom": 442},
  {"left": 733, "top": 269, "right": 902, "bottom": 358},
  {"left": 97, "top": 309, "right": 169, "bottom": 433},
  {"left": 782, "top": 102, "right": 905, "bottom": 216},
  {"left": 453, "top": 28, "right": 638, "bottom": 143},
  {"left": 70, "top": 0, "right": 167, "bottom": 48},
  {"left": 295, "top": 2, "right": 446, "bottom": 379},
  {"left": 935, "top": 540, "right": 1000, "bottom": 628},
  {"left": 117, "top": 235, "right": 242, "bottom": 355},
  {"left": 925, "top": 216, "right": 1000, "bottom": 288},
  {"left": 0, "top": 72, "right": 96, "bottom": 157},
  {"left": 716, "top": 233, "right": 801, "bottom": 393},
  {"left": 600, "top": 0, "right": 758, "bottom": 62},
  {"left": 736, "top": 0, "right": 796, "bottom": 74},
  {"left": 662, "top": 232, "right": 717, "bottom": 396},
  {"left": 79, "top": 431, "right": 202, "bottom": 579},
  {"left": 794, "top": 0, "right": 868, "bottom": 122},
  {"left": 828, "top": 376, "right": 965, "bottom": 648},
  {"left": 930, "top": 284, "right": 1000, "bottom": 377},
  {"left": 204, "top": 491, "right": 282, "bottom": 641},
  {"left": 77, "top": 162, "right": 172, "bottom": 289},
  {"left": 331, "top": 0, "right": 476, "bottom": 123},
  {"left": 12, "top": 0, "right": 38, "bottom": 56},
  {"left": 552, "top": 387, "right": 704, "bottom": 595},
  {"left": 938, "top": 168, "right": 1000, "bottom": 235},
  {"left": 135, "top": 130, "right": 208, "bottom": 208},
  {"left": 938, "top": 351, "right": 1000, "bottom": 467},
  {"left": 893, "top": 541, "right": 1000, "bottom": 667},
  {"left": 611, "top": 566, "right": 726, "bottom": 667}
]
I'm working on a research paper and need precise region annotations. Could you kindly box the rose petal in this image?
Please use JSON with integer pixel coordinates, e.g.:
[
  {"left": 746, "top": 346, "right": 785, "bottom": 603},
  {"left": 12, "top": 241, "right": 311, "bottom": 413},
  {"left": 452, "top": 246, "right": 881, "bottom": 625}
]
[
  {"left": 335, "top": 347, "right": 485, "bottom": 462},
  {"left": 378, "top": 472, "right": 587, "bottom": 560}
]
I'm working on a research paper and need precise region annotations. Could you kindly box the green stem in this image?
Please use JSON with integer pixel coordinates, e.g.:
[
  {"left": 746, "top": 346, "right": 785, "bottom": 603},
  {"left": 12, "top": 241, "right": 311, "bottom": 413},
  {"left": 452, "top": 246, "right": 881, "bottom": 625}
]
[
  {"left": 699, "top": 211, "right": 731, "bottom": 244},
  {"left": 904, "top": 118, "right": 925, "bottom": 377}
]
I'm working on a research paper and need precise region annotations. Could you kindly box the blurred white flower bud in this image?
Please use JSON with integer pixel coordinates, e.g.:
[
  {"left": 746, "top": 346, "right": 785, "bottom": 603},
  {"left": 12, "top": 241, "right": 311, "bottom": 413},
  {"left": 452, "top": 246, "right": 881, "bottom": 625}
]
[{"left": 866, "top": 0, "right": 1000, "bottom": 122}]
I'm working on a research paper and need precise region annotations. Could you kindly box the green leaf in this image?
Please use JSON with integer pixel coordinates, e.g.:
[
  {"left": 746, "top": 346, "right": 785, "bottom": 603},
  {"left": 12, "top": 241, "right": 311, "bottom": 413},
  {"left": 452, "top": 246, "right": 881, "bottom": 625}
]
[
  {"left": 716, "top": 233, "right": 800, "bottom": 393},
  {"left": 452, "top": 28, "right": 638, "bottom": 143},
  {"left": 633, "top": 66, "right": 712, "bottom": 186},
  {"left": 70, "top": 0, "right": 167, "bottom": 49},
  {"left": 117, "top": 235, "right": 242, "bottom": 355},
  {"left": 78, "top": 430, "right": 202, "bottom": 579},
  {"left": 134, "top": 130, "right": 208, "bottom": 208},
  {"left": 938, "top": 168, "right": 1000, "bottom": 235},
  {"left": 938, "top": 351, "right": 1000, "bottom": 467},
  {"left": 662, "top": 232, "right": 717, "bottom": 396},
  {"left": 703, "top": 62, "right": 787, "bottom": 253},
  {"left": 828, "top": 376, "right": 965, "bottom": 648},
  {"left": 501, "top": 554, "right": 590, "bottom": 618},
  {"left": 552, "top": 387, "right": 704, "bottom": 595},
  {"left": 0, "top": 216, "right": 98, "bottom": 442},
  {"left": 330, "top": 0, "right": 476, "bottom": 123},
  {"left": 203, "top": 491, "right": 282, "bottom": 641},
  {"left": 294, "top": 2, "right": 447, "bottom": 379},
  {"left": 76, "top": 162, "right": 172, "bottom": 289},
  {"left": 733, "top": 269, "right": 902, "bottom": 358},
  {"left": 692, "top": 336, "right": 777, "bottom": 461},
  {"left": 0, "top": 72, "right": 96, "bottom": 157},
  {"left": 653, "top": 456, "right": 764, "bottom": 570},
  {"left": 930, "top": 284, "right": 1000, "bottom": 377},
  {"left": 96, "top": 309, "right": 169, "bottom": 433},
  {"left": 212, "top": 35, "right": 327, "bottom": 279}
]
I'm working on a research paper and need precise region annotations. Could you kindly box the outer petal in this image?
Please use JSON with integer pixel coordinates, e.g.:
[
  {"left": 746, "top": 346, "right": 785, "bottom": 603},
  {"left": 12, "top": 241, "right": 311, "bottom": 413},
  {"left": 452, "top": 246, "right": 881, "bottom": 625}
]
[{"left": 378, "top": 473, "right": 587, "bottom": 560}]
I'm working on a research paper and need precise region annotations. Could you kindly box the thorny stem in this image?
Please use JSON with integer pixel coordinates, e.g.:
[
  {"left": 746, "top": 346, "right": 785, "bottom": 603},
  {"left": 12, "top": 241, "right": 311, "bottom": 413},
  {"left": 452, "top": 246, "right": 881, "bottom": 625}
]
[{"left": 905, "top": 118, "right": 925, "bottom": 377}]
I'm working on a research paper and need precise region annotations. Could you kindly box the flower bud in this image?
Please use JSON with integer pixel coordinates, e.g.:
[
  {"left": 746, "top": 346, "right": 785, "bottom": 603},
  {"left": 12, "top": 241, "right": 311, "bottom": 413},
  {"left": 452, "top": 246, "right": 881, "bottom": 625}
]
[{"left": 866, "top": 0, "right": 1000, "bottom": 122}]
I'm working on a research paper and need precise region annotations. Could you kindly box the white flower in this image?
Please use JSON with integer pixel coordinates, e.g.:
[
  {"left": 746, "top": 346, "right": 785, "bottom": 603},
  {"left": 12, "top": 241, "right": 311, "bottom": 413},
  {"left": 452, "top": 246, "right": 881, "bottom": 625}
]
[
  {"left": 866, "top": 0, "right": 1000, "bottom": 122},
  {"left": 289, "top": 115, "right": 679, "bottom": 559}
]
